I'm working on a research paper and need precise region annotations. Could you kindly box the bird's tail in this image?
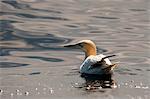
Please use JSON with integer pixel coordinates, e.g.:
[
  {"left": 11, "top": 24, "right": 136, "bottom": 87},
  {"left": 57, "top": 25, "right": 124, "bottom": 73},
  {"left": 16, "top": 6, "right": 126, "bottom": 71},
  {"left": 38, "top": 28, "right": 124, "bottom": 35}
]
[{"left": 102, "top": 64, "right": 117, "bottom": 72}]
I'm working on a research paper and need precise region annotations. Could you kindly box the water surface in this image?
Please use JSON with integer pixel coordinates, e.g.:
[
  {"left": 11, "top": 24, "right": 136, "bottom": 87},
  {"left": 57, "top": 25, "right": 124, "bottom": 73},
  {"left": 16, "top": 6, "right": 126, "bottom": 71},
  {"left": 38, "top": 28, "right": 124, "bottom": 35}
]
[{"left": 0, "top": 0, "right": 150, "bottom": 99}]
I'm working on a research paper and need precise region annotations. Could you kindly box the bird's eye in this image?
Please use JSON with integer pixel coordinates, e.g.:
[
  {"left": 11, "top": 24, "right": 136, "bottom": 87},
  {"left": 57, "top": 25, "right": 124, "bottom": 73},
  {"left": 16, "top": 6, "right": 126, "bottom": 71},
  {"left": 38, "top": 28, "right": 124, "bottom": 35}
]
[{"left": 78, "top": 43, "right": 83, "bottom": 47}]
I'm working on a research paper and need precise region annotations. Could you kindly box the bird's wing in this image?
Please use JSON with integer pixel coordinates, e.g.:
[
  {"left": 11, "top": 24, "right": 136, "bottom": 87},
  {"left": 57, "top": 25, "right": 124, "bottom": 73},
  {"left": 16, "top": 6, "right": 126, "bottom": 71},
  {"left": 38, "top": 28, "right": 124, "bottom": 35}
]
[
  {"left": 80, "top": 54, "right": 109, "bottom": 69},
  {"left": 91, "top": 54, "right": 116, "bottom": 67},
  {"left": 89, "top": 54, "right": 116, "bottom": 69}
]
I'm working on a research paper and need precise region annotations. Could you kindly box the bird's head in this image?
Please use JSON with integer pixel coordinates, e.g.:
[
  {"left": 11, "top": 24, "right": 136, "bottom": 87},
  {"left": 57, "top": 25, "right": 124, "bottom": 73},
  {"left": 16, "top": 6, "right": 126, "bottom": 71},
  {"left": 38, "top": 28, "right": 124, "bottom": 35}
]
[{"left": 64, "top": 40, "right": 97, "bottom": 58}]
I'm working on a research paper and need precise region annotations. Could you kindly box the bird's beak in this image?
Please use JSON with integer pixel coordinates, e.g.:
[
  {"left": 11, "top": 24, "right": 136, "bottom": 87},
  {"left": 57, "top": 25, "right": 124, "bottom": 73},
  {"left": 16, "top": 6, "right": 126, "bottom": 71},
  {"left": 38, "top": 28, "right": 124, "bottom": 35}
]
[{"left": 64, "top": 43, "right": 82, "bottom": 49}]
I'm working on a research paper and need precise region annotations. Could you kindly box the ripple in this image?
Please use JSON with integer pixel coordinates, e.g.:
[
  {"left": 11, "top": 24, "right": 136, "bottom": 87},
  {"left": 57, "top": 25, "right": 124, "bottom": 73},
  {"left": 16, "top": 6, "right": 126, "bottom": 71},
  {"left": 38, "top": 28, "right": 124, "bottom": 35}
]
[
  {"left": 29, "top": 72, "right": 41, "bottom": 75},
  {"left": 146, "top": 69, "right": 150, "bottom": 72},
  {"left": 64, "top": 24, "right": 79, "bottom": 28},
  {"left": 0, "top": 19, "right": 72, "bottom": 56},
  {"left": 2, "top": 0, "right": 62, "bottom": 14},
  {"left": 117, "top": 71, "right": 137, "bottom": 76},
  {"left": 2, "top": 0, "right": 30, "bottom": 9},
  {"left": 129, "top": 9, "right": 147, "bottom": 12},
  {"left": 89, "top": 30, "right": 106, "bottom": 33},
  {"left": 116, "top": 57, "right": 147, "bottom": 64},
  {"left": 97, "top": 47, "right": 108, "bottom": 53},
  {"left": 24, "top": 56, "right": 64, "bottom": 62},
  {"left": 124, "top": 27, "right": 134, "bottom": 30},
  {"left": 0, "top": 40, "right": 29, "bottom": 48},
  {"left": 0, "top": 20, "right": 20, "bottom": 41},
  {"left": 0, "top": 62, "right": 29, "bottom": 68},
  {"left": 123, "top": 52, "right": 150, "bottom": 58},
  {"left": 115, "top": 68, "right": 139, "bottom": 76},
  {"left": 134, "top": 68, "right": 142, "bottom": 71},
  {"left": 1, "top": 11, "right": 69, "bottom": 21},
  {"left": 92, "top": 16, "right": 119, "bottom": 20}
]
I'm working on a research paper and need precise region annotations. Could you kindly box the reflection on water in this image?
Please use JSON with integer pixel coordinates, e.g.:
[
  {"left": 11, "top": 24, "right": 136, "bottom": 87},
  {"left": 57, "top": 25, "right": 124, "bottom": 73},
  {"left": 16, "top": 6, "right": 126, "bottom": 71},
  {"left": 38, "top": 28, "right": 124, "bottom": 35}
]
[
  {"left": 0, "top": 0, "right": 150, "bottom": 99},
  {"left": 79, "top": 73, "right": 117, "bottom": 90}
]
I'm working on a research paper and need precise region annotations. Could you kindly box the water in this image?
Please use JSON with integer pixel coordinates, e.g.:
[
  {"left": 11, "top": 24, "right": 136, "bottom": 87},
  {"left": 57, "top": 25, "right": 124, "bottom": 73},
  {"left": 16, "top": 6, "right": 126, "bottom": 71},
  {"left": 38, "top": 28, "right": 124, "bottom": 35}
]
[{"left": 0, "top": 0, "right": 150, "bottom": 99}]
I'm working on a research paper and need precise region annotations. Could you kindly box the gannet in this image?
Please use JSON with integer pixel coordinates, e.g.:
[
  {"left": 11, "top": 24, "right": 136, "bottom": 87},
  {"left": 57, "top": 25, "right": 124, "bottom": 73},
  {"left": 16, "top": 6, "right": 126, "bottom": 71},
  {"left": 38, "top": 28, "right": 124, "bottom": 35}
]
[{"left": 64, "top": 40, "right": 116, "bottom": 75}]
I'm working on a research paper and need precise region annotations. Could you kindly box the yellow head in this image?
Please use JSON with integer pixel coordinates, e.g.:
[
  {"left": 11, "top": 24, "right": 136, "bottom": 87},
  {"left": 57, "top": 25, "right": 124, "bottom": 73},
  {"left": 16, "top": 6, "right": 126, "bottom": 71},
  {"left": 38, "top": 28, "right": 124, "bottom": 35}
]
[{"left": 64, "top": 40, "right": 97, "bottom": 58}]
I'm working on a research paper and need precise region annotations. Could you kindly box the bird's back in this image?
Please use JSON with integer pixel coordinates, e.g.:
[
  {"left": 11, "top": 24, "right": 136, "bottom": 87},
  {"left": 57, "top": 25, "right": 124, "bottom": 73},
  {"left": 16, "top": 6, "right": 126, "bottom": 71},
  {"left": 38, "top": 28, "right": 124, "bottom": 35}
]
[{"left": 80, "top": 54, "right": 112, "bottom": 75}]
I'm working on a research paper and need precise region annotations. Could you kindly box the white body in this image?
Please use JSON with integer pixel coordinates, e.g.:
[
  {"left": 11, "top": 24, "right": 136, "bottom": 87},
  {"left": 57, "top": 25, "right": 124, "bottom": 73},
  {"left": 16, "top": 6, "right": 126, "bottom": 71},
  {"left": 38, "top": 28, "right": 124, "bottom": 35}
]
[{"left": 80, "top": 54, "right": 112, "bottom": 75}]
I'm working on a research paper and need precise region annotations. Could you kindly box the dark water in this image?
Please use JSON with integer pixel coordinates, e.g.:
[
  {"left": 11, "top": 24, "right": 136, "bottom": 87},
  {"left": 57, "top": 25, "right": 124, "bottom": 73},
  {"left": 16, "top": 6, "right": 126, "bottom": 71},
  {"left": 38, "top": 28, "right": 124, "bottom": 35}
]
[{"left": 0, "top": 0, "right": 150, "bottom": 99}]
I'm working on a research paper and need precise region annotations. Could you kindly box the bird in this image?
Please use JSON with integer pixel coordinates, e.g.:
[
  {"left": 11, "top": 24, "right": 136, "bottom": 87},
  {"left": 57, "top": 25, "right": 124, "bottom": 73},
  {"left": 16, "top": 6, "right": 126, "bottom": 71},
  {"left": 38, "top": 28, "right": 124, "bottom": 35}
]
[{"left": 64, "top": 40, "right": 116, "bottom": 76}]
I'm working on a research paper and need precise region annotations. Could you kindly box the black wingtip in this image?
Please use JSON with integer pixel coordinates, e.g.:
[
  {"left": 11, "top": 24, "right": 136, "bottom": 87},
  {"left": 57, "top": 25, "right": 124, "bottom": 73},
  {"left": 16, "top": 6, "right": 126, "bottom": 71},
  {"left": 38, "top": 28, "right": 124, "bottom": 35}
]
[{"left": 102, "top": 55, "right": 116, "bottom": 60}]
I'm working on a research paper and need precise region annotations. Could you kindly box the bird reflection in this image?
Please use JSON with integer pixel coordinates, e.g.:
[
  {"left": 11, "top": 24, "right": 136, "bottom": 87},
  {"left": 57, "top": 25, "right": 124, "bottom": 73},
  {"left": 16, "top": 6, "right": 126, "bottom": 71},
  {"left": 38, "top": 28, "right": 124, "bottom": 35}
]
[{"left": 80, "top": 73, "right": 117, "bottom": 90}]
